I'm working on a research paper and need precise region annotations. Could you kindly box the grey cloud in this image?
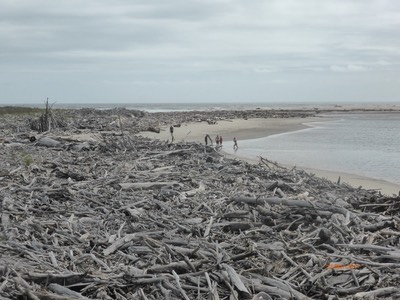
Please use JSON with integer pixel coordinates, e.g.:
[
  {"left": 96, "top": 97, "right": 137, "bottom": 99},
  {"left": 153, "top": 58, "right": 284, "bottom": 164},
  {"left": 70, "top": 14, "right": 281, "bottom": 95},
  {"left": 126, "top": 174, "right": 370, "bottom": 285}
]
[{"left": 0, "top": 0, "right": 400, "bottom": 103}]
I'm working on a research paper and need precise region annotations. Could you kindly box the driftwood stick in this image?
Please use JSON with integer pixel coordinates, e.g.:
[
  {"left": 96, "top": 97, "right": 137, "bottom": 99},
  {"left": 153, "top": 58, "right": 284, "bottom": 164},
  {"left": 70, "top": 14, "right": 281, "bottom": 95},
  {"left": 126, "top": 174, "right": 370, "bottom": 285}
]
[
  {"left": 252, "top": 283, "right": 297, "bottom": 299},
  {"left": 119, "top": 181, "right": 180, "bottom": 190},
  {"left": 22, "top": 271, "right": 86, "bottom": 287},
  {"left": 48, "top": 283, "right": 87, "bottom": 298},
  {"left": 1, "top": 194, "right": 12, "bottom": 240},
  {"left": 13, "top": 276, "right": 41, "bottom": 300},
  {"left": 204, "top": 216, "right": 214, "bottom": 238},
  {"left": 231, "top": 196, "right": 356, "bottom": 218},
  {"left": 248, "top": 274, "right": 309, "bottom": 300},
  {"left": 138, "top": 288, "right": 150, "bottom": 300},
  {"left": 172, "top": 270, "right": 190, "bottom": 300},
  {"left": 156, "top": 282, "right": 172, "bottom": 300},
  {"left": 147, "top": 260, "right": 204, "bottom": 274},
  {"left": 0, "top": 268, "right": 11, "bottom": 293},
  {"left": 48, "top": 251, "right": 59, "bottom": 268},
  {"left": 185, "top": 181, "right": 206, "bottom": 197},
  {"left": 281, "top": 251, "right": 312, "bottom": 279},
  {"left": 205, "top": 272, "right": 220, "bottom": 300},
  {"left": 76, "top": 254, "right": 112, "bottom": 271},
  {"left": 361, "top": 220, "right": 396, "bottom": 232},
  {"left": 337, "top": 243, "right": 396, "bottom": 253},
  {"left": 220, "top": 270, "right": 239, "bottom": 300},
  {"left": 354, "top": 287, "right": 400, "bottom": 299},
  {"left": 31, "top": 293, "right": 88, "bottom": 300},
  {"left": 103, "top": 233, "right": 141, "bottom": 256},
  {"left": 222, "top": 263, "right": 251, "bottom": 297}
]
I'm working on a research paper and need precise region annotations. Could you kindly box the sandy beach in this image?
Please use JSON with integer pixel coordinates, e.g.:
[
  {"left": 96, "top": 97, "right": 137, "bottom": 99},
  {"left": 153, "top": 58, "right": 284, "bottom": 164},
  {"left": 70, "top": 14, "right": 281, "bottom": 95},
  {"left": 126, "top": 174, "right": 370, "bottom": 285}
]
[
  {"left": 139, "top": 116, "right": 400, "bottom": 196},
  {"left": 138, "top": 116, "right": 317, "bottom": 143}
]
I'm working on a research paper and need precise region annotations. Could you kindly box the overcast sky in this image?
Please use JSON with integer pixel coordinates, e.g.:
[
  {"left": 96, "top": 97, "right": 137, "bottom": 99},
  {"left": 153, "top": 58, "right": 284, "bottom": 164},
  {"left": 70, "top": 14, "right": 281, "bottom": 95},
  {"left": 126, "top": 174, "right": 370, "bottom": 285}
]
[{"left": 1, "top": 0, "right": 399, "bottom": 104}]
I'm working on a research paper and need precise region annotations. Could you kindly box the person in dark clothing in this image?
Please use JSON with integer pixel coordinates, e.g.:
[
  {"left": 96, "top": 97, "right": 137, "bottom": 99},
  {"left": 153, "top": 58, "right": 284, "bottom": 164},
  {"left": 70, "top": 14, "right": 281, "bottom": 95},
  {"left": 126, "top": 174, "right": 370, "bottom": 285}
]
[
  {"left": 205, "top": 134, "right": 212, "bottom": 145},
  {"left": 233, "top": 137, "right": 238, "bottom": 150},
  {"left": 170, "top": 125, "right": 174, "bottom": 142}
]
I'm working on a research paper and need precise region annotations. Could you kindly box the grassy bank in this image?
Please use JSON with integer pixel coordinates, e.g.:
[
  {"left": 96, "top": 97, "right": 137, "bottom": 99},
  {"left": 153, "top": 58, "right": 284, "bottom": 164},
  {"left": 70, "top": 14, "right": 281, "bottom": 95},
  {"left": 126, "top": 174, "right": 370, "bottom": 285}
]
[{"left": 0, "top": 106, "right": 43, "bottom": 116}]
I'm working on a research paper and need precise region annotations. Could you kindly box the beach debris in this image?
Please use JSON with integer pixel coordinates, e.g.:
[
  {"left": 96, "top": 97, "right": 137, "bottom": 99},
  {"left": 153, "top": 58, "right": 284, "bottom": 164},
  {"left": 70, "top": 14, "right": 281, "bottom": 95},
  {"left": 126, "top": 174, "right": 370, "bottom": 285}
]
[
  {"left": 29, "top": 98, "right": 66, "bottom": 133},
  {"left": 1, "top": 108, "right": 400, "bottom": 299},
  {"left": 35, "top": 136, "right": 62, "bottom": 148}
]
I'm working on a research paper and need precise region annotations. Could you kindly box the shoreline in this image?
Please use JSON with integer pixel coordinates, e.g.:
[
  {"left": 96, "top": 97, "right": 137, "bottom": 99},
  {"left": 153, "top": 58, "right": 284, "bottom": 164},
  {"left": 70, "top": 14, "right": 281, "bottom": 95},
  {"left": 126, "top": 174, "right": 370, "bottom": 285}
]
[{"left": 138, "top": 116, "right": 400, "bottom": 196}]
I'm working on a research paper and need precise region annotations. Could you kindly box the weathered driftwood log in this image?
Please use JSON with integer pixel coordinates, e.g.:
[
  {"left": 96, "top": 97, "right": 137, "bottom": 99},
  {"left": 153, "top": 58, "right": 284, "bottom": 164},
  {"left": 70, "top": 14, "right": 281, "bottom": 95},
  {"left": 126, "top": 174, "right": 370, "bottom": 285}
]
[
  {"left": 48, "top": 283, "right": 88, "bottom": 298},
  {"left": 23, "top": 272, "right": 86, "bottom": 286},
  {"left": 119, "top": 181, "right": 181, "bottom": 190},
  {"left": 35, "top": 137, "right": 62, "bottom": 148},
  {"left": 185, "top": 181, "right": 205, "bottom": 196},
  {"left": 1, "top": 194, "right": 12, "bottom": 240},
  {"left": 66, "top": 142, "right": 92, "bottom": 151},
  {"left": 247, "top": 274, "right": 311, "bottom": 300},
  {"left": 230, "top": 196, "right": 356, "bottom": 218},
  {"left": 147, "top": 260, "right": 205, "bottom": 274},
  {"left": 103, "top": 232, "right": 161, "bottom": 256},
  {"left": 354, "top": 287, "right": 400, "bottom": 299},
  {"left": 222, "top": 264, "right": 251, "bottom": 298}
]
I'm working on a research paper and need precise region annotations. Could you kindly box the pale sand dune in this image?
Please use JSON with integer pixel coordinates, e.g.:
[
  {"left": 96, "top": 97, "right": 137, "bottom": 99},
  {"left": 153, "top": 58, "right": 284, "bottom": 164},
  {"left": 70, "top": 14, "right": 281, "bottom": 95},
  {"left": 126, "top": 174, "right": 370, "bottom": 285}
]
[{"left": 138, "top": 117, "right": 400, "bottom": 196}]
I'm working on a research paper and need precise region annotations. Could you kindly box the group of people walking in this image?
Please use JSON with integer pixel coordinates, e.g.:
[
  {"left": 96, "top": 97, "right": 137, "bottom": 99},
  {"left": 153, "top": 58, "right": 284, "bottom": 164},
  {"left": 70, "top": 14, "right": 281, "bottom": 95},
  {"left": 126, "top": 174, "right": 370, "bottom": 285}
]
[
  {"left": 171, "top": 124, "right": 238, "bottom": 150},
  {"left": 204, "top": 134, "right": 238, "bottom": 150},
  {"left": 215, "top": 135, "right": 223, "bottom": 146}
]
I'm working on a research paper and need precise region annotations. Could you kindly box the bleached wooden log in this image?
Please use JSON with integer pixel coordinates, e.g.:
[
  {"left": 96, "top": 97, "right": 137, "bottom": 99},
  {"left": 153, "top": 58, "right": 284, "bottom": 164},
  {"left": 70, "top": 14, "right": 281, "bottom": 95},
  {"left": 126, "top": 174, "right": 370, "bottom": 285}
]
[
  {"left": 1, "top": 194, "right": 12, "bottom": 240},
  {"left": 13, "top": 276, "right": 41, "bottom": 300},
  {"left": 103, "top": 233, "right": 141, "bottom": 256},
  {"left": 248, "top": 274, "right": 309, "bottom": 300},
  {"left": 119, "top": 181, "right": 180, "bottom": 190},
  {"left": 147, "top": 260, "right": 204, "bottom": 274},
  {"left": 48, "top": 251, "right": 59, "bottom": 268},
  {"left": 67, "top": 142, "right": 91, "bottom": 151},
  {"left": 203, "top": 216, "right": 213, "bottom": 238},
  {"left": 23, "top": 271, "right": 85, "bottom": 285},
  {"left": 354, "top": 287, "right": 400, "bottom": 299},
  {"left": 222, "top": 210, "right": 249, "bottom": 219},
  {"left": 172, "top": 270, "right": 190, "bottom": 300},
  {"left": 337, "top": 243, "right": 396, "bottom": 253},
  {"left": 185, "top": 181, "right": 205, "bottom": 197},
  {"left": 138, "top": 288, "right": 150, "bottom": 300},
  {"left": 231, "top": 196, "right": 356, "bottom": 218},
  {"left": 48, "top": 283, "right": 86, "bottom": 298},
  {"left": 281, "top": 251, "right": 311, "bottom": 279},
  {"left": 32, "top": 293, "right": 88, "bottom": 300},
  {"left": 205, "top": 271, "right": 220, "bottom": 300},
  {"left": 35, "top": 136, "right": 62, "bottom": 147},
  {"left": 253, "top": 283, "right": 307, "bottom": 300},
  {"left": 222, "top": 263, "right": 251, "bottom": 298}
]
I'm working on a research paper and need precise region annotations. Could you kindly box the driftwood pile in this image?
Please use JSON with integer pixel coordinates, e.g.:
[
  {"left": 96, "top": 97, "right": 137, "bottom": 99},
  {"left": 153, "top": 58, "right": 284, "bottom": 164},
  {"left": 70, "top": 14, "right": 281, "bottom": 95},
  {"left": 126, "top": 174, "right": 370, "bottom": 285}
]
[
  {"left": 1, "top": 109, "right": 400, "bottom": 299},
  {"left": 29, "top": 100, "right": 67, "bottom": 133}
]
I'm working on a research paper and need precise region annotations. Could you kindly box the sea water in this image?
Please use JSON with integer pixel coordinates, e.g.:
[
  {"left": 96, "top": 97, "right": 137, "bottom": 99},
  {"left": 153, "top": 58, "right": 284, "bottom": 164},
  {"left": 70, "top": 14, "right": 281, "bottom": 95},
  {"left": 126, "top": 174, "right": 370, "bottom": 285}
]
[
  {"left": 14, "top": 101, "right": 350, "bottom": 112},
  {"left": 224, "top": 112, "right": 400, "bottom": 185}
]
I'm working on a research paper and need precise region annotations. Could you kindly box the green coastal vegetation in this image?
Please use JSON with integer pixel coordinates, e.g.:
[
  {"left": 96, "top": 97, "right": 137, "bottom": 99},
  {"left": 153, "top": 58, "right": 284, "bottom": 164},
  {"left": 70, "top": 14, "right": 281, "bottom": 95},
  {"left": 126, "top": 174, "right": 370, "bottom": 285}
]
[{"left": 0, "top": 106, "right": 43, "bottom": 116}]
